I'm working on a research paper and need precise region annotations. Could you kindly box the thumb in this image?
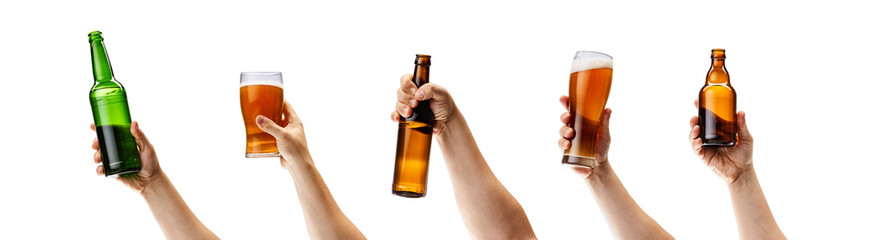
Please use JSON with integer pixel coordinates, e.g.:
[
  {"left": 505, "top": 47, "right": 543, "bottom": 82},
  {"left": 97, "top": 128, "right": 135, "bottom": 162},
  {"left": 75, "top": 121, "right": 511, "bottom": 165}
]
[
  {"left": 414, "top": 83, "right": 447, "bottom": 102},
  {"left": 256, "top": 115, "right": 283, "bottom": 136},
  {"left": 736, "top": 111, "right": 752, "bottom": 142},
  {"left": 600, "top": 108, "right": 612, "bottom": 130},
  {"left": 130, "top": 121, "right": 153, "bottom": 152}
]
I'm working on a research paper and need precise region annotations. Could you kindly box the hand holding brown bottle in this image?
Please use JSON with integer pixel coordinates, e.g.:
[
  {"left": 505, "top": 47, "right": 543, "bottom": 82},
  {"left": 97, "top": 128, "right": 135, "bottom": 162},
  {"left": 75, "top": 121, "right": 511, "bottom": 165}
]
[
  {"left": 689, "top": 100, "right": 786, "bottom": 240},
  {"left": 688, "top": 99, "right": 754, "bottom": 184},
  {"left": 390, "top": 74, "right": 457, "bottom": 135}
]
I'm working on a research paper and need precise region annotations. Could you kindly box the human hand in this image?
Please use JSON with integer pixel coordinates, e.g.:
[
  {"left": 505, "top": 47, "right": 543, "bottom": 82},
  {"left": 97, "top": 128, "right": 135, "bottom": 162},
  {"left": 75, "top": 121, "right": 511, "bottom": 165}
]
[
  {"left": 91, "top": 121, "right": 163, "bottom": 193},
  {"left": 689, "top": 100, "right": 754, "bottom": 184},
  {"left": 390, "top": 74, "right": 457, "bottom": 136},
  {"left": 255, "top": 100, "right": 312, "bottom": 169},
  {"left": 557, "top": 95, "right": 612, "bottom": 178}
]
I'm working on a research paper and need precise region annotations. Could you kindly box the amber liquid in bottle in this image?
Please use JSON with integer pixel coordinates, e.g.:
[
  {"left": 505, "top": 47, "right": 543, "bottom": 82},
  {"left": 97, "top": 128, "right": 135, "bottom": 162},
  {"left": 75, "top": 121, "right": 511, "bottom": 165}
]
[
  {"left": 698, "top": 48, "right": 737, "bottom": 146},
  {"left": 392, "top": 54, "right": 435, "bottom": 198}
]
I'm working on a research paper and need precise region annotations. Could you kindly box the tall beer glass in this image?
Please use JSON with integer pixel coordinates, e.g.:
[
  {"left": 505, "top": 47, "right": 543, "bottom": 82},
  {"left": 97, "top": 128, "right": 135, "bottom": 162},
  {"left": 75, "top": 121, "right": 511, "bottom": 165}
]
[
  {"left": 562, "top": 51, "right": 613, "bottom": 168},
  {"left": 239, "top": 72, "right": 283, "bottom": 158}
]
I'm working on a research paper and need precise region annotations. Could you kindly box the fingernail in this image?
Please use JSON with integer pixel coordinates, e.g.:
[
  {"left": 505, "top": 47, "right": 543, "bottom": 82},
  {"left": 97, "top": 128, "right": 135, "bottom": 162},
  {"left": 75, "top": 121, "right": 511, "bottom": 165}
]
[
  {"left": 409, "top": 99, "right": 417, "bottom": 106},
  {"left": 409, "top": 88, "right": 416, "bottom": 94},
  {"left": 405, "top": 107, "right": 412, "bottom": 115},
  {"left": 415, "top": 91, "right": 424, "bottom": 100},
  {"left": 256, "top": 116, "right": 265, "bottom": 125}
]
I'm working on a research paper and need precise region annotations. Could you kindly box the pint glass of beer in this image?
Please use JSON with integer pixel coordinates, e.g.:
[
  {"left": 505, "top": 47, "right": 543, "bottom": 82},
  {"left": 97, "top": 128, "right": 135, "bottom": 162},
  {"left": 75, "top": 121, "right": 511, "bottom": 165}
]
[
  {"left": 562, "top": 51, "right": 613, "bottom": 168},
  {"left": 239, "top": 72, "right": 283, "bottom": 158}
]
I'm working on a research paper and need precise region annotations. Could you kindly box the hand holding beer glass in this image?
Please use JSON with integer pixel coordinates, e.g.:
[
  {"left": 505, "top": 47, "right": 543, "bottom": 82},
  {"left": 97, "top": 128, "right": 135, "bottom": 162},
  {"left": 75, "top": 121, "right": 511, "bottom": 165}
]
[
  {"left": 561, "top": 51, "right": 613, "bottom": 169},
  {"left": 240, "top": 72, "right": 284, "bottom": 158}
]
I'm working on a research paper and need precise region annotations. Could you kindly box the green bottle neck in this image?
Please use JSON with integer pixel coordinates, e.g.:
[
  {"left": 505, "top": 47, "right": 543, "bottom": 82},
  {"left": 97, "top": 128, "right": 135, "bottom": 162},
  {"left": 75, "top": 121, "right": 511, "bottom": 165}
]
[{"left": 90, "top": 34, "right": 114, "bottom": 83}]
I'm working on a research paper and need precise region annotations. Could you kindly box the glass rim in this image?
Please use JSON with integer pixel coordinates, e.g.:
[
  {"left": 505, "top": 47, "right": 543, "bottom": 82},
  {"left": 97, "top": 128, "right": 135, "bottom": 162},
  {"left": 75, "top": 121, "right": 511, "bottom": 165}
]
[
  {"left": 240, "top": 71, "right": 283, "bottom": 87},
  {"left": 241, "top": 71, "right": 282, "bottom": 76},
  {"left": 571, "top": 51, "right": 613, "bottom": 73},
  {"left": 574, "top": 51, "right": 612, "bottom": 59}
]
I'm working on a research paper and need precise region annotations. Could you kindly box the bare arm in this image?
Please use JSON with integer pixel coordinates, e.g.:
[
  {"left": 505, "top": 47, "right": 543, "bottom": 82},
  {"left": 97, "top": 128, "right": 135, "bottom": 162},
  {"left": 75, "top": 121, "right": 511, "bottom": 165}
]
[
  {"left": 286, "top": 157, "right": 365, "bottom": 239},
  {"left": 141, "top": 172, "right": 219, "bottom": 240},
  {"left": 585, "top": 163, "right": 673, "bottom": 239},
  {"left": 557, "top": 96, "right": 672, "bottom": 239},
  {"left": 257, "top": 101, "right": 366, "bottom": 240},
  {"left": 391, "top": 77, "right": 535, "bottom": 239},
  {"left": 438, "top": 112, "right": 537, "bottom": 239},
  {"left": 729, "top": 168, "right": 785, "bottom": 240},
  {"left": 90, "top": 122, "right": 218, "bottom": 240},
  {"left": 688, "top": 101, "right": 785, "bottom": 240}
]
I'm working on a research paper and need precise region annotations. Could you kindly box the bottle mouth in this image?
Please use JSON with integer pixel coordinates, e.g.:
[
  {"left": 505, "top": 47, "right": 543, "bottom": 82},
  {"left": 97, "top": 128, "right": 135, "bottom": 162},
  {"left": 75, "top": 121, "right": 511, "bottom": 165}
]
[
  {"left": 711, "top": 48, "right": 726, "bottom": 58},
  {"left": 415, "top": 54, "right": 431, "bottom": 66},
  {"left": 88, "top": 31, "right": 103, "bottom": 43}
]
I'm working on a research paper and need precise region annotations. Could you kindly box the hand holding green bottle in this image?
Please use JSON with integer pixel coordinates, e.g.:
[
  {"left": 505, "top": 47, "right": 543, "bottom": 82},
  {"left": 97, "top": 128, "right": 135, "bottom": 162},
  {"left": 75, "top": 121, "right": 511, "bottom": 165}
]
[{"left": 91, "top": 122, "right": 162, "bottom": 192}]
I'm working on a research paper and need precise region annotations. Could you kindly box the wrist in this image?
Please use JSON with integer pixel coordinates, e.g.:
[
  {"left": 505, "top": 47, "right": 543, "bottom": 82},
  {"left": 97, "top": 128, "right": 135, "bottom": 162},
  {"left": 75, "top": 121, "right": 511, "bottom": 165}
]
[
  {"left": 140, "top": 171, "right": 170, "bottom": 199},
  {"left": 586, "top": 161, "right": 613, "bottom": 183},
  {"left": 285, "top": 154, "right": 316, "bottom": 174},
  {"left": 437, "top": 110, "right": 464, "bottom": 139},
  {"left": 728, "top": 166, "right": 756, "bottom": 189}
]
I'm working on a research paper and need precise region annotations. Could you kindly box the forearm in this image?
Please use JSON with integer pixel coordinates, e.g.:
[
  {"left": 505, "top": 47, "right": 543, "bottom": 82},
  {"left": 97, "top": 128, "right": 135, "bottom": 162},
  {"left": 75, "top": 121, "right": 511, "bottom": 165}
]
[
  {"left": 141, "top": 172, "right": 219, "bottom": 240},
  {"left": 287, "top": 159, "right": 365, "bottom": 240},
  {"left": 586, "top": 163, "right": 672, "bottom": 240},
  {"left": 437, "top": 113, "right": 536, "bottom": 239},
  {"left": 728, "top": 168, "right": 786, "bottom": 240}
]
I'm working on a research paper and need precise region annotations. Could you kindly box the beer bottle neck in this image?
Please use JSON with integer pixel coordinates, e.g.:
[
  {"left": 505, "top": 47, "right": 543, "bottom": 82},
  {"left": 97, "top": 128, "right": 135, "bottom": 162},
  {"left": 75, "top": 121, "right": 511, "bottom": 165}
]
[
  {"left": 708, "top": 58, "right": 729, "bottom": 84},
  {"left": 90, "top": 33, "right": 114, "bottom": 83},
  {"left": 413, "top": 64, "right": 430, "bottom": 87},
  {"left": 711, "top": 58, "right": 725, "bottom": 68}
]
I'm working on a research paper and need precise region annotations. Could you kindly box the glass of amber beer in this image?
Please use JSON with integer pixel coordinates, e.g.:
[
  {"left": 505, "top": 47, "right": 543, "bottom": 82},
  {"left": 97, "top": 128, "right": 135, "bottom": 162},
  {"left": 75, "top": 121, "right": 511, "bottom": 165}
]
[
  {"left": 562, "top": 51, "right": 613, "bottom": 168},
  {"left": 239, "top": 72, "right": 283, "bottom": 158}
]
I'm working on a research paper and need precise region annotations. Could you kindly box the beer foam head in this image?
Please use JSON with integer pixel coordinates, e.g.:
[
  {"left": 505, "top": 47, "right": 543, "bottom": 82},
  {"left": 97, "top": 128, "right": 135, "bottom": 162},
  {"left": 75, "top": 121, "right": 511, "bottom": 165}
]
[
  {"left": 571, "top": 51, "right": 613, "bottom": 73},
  {"left": 240, "top": 72, "right": 283, "bottom": 88}
]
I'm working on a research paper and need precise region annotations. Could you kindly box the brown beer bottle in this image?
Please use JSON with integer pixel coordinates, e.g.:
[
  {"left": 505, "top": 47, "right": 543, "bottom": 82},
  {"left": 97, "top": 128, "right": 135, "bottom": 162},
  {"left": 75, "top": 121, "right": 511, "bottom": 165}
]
[
  {"left": 392, "top": 54, "right": 435, "bottom": 198},
  {"left": 698, "top": 48, "right": 737, "bottom": 146}
]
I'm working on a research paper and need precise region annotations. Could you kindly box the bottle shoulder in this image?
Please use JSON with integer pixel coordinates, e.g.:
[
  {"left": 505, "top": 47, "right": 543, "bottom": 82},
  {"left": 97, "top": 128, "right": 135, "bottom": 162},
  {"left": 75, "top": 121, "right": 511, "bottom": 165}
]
[
  {"left": 90, "top": 80, "right": 127, "bottom": 98},
  {"left": 90, "top": 80, "right": 125, "bottom": 91},
  {"left": 699, "top": 84, "right": 736, "bottom": 94}
]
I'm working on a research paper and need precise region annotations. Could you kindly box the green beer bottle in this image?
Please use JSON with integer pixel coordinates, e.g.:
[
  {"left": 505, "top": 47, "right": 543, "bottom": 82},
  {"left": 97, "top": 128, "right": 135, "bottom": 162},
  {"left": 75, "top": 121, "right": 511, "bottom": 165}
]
[{"left": 88, "top": 31, "right": 141, "bottom": 177}]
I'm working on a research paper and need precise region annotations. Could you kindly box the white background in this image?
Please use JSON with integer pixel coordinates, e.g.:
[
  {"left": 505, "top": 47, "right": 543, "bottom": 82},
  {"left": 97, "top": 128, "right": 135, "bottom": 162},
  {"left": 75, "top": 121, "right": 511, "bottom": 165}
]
[{"left": 1, "top": 0, "right": 873, "bottom": 239}]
